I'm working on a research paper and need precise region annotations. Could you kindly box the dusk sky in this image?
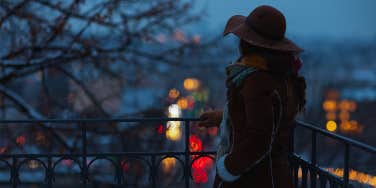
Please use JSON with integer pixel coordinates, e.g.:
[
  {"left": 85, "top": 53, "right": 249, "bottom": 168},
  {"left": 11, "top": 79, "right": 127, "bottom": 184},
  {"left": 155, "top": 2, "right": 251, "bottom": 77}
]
[{"left": 196, "top": 0, "right": 376, "bottom": 40}]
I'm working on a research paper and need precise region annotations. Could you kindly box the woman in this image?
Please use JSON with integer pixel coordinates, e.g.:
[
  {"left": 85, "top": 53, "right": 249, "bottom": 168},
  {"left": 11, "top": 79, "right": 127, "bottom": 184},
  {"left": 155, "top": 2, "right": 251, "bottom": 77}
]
[{"left": 198, "top": 5, "right": 306, "bottom": 188}]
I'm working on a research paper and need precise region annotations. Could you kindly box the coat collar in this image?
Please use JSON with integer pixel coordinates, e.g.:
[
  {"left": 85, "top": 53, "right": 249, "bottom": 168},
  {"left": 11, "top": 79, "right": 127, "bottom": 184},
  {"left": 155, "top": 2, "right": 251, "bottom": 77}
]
[{"left": 226, "top": 54, "right": 268, "bottom": 88}]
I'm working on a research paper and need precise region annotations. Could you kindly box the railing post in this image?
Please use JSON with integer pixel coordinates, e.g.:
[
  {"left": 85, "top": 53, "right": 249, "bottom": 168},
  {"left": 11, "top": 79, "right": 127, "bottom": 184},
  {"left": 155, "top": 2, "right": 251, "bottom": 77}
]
[
  {"left": 289, "top": 123, "right": 296, "bottom": 153},
  {"left": 184, "top": 120, "right": 190, "bottom": 188},
  {"left": 11, "top": 157, "right": 17, "bottom": 188},
  {"left": 116, "top": 157, "right": 123, "bottom": 186},
  {"left": 81, "top": 123, "right": 88, "bottom": 188},
  {"left": 343, "top": 143, "right": 350, "bottom": 188},
  {"left": 311, "top": 131, "right": 317, "bottom": 188},
  {"left": 47, "top": 129, "right": 53, "bottom": 188},
  {"left": 47, "top": 155, "right": 53, "bottom": 187},
  {"left": 151, "top": 155, "right": 156, "bottom": 188}
]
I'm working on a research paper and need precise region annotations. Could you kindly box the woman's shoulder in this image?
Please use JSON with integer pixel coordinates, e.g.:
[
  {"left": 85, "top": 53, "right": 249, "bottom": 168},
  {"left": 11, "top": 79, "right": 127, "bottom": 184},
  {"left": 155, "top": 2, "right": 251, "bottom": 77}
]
[{"left": 241, "top": 71, "right": 277, "bottom": 95}]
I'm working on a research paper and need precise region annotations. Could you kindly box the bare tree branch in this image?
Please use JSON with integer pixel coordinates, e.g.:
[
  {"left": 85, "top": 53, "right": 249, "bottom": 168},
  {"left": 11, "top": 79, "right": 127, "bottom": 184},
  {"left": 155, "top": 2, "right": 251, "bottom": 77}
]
[{"left": 0, "top": 84, "right": 74, "bottom": 152}]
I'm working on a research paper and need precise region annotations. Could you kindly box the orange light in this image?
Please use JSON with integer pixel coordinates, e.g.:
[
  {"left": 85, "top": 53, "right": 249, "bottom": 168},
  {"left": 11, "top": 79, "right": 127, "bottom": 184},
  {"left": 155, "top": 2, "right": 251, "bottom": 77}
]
[
  {"left": 161, "top": 157, "right": 177, "bottom": 173},
  {"left": 184, "top": 78, "right": 200, "bottom": 91},
  {"left": 341, "top": 121, "right": 351, "bottom": 130},
  {"left": 28, "top": 160, "right": 40, "bottom": 169},
  {"left": 339, "top": 100, "right": 351, "bottom": 111},
  {"left": 339, "top": 111, "right": 350, "bottom": 121},
  {"left": 166, "top": 122, "right": 182, "bottom": 141},
  {"left": 326, "top": 168, "right": 376, "bottom": 187},
  {"left": 348, "top": 101, "right": 357, "bottom": 112},
  {"left": 177, "top": 98, "right": 189, "bottom": 110},
  {"left": 326, "top": 90, "right": 340, "bottom": 100},
  {"left": 326, "top": 112, "right": 336, "bottom": 120},
  {"left": 340, "top": 121, "right": 363, "bottom": 133},
  {"left": 35, "top": 131, "right": 46, "bottom": 144},
  {"left": 323, "top": 100, "right": 337, "bottom": 111},
  {"left": 326, "top": 121, "right": 337, "bottom": 132},
  {"left": 168, "top": 88, "right": 180, "bottom": 99}
]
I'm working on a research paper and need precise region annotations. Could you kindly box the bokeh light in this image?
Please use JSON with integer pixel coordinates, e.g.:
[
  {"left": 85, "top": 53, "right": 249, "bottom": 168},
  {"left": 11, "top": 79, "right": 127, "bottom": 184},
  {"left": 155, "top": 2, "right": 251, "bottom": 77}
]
[
  {"left": 166, "top": 104, "right": 182, "bottom": 141},
  {"left": 184, "top": 78, "right": 200, "bottom": 91},
  {"left": 168, "top": 88, "right": 180, "bottom": 99},
  {"left": 326, "top": 121, "right": 337, "bottom": 132},
  {"left": 323, "top": 100, "right": 337, "bottom": 111},
  {"left": 161, "top": 157, "right": 177, "bottom": 173},
  {"left": 177, "top": 98, "right": 189, "bottom": 110}
]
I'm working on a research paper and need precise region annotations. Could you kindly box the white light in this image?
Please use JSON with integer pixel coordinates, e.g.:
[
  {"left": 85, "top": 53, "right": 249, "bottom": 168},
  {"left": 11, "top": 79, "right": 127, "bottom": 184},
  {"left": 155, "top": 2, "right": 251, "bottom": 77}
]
[
  {"left": 166, "top": 104, "right": 182, "bottom": 141},
  {"left": 168, "top": 104, "right": 181, "bottom": 118}
]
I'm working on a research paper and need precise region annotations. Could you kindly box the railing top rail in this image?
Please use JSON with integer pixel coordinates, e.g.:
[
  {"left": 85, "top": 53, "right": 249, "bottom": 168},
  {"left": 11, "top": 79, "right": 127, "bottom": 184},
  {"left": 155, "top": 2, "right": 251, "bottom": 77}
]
[
  {"left": 0, "top": 151, "right": 217, "bottom": 158},
  {"left": 296, "top": 120, "right": 376, "bottom": 154},
  {"left": 0, "top": 118, "right": 201, "bottom": 124},
  {"left": 1, "top": 118, "right": 374, "bottom": 154}
]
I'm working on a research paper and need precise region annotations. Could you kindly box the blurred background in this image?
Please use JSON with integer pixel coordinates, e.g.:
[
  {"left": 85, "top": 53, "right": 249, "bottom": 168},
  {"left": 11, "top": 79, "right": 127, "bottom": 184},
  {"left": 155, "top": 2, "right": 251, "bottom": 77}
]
[{"left": 0, "top": 0, "right": 375, "bottom": 187}]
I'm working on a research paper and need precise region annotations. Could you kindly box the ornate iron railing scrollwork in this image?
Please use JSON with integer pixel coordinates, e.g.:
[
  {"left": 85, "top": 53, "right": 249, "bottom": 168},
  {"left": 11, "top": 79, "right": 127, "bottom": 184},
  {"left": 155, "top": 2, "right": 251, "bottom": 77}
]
[{"left": 0, "top": 118, "right": 375, "bottom": 187}]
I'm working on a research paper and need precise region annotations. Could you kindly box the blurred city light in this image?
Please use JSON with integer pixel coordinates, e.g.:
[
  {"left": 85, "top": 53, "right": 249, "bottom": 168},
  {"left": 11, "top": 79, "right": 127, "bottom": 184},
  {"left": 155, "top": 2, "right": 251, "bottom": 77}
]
[
  {"left": 323, "top": 94, "right": 362, "bottom": 134},
  {"left": 156, "top": 125, "right": 164, "bottom": 135},
  {"left": 28, "top": 160, "right": 40, "bottom": 169},
  {"left": 184, "top": 78, "right": 200, "bottom": 91},
  {"left": 326, "top": 112, "right": 336, "bottom": 120},
  {"left": 166, "top": 104, "right": 182, "bottom": 141},
  {"left": 326, "top": 121, "right": 337, "bottom": 132},
  {"left": 189, "top": 135, "right": 203, "bottom": 152},
  {"left": 168, "top": 88, "right": 180, "bottom": 99},
  {"left": 323, "top": 100, "right": 337, "bottom": 111},
  {"left": 189, "top": 135, "right": 213, "bottom": 184},
  {"left": 161, "top": 157, "right": 177, "bottom": 173},
  {"left": 0, "top": 147, "right": 6, "bottom": 154},
  {"left": 16, "top": 136, "right": 26, "bottom": 146},
  {"left": 326, "top": 168, "right": 376, "bottom": 187},
  {"left": 177, "top": 98, "right": 189, "bottom": 110}
]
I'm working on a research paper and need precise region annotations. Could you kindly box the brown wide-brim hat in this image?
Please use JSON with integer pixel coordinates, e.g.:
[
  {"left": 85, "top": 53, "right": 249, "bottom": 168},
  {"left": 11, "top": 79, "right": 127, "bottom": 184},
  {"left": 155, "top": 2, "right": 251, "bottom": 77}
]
[{"left": 224, "top": 5, "right": 303, "bottom": 53}]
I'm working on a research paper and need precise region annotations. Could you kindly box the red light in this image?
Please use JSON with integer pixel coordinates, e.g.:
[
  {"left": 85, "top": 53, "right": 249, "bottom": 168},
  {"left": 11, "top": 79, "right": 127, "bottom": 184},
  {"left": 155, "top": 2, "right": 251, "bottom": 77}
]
[
  {"left": 187, "top": 96, "right": 195, "bottom": 109},
  {"left": 192, "top": 157, "right": 213, "bottom": 184},
  {"left": 0, "top": 147, "right": 6, "bottom": 154},
  {"left": 62, "top": 159, "right": 73, "bottom": 167},
  {"left": 189, "top": 135, "right": 213, "bottom": 184},
  {"left": 16, "top": 136, "right": 26, "bottom": 145},
  {"left": 189, "top": 135, "right": 202, "bottom": 152},
  {"left": 192, "top": 167, "right": 208, "bottom": 183},
  {"left": 208, "top": 127, "right": 218, "bottom": 136},
  {"left": 192, "top": 157, "right": 213, "bottom": 170},
  {"left": 121, "top": 160, "right": 130, "bottom": 172},
  {"left": 156, "top": 125, "right": 164, "bottom": 134}
]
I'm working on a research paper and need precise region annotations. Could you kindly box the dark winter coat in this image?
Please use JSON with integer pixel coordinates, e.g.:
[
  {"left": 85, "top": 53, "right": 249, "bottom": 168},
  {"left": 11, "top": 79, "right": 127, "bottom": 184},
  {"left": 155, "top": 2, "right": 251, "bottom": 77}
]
[{"left": 213, "top": 62, "right": 301, "bottom": 188}]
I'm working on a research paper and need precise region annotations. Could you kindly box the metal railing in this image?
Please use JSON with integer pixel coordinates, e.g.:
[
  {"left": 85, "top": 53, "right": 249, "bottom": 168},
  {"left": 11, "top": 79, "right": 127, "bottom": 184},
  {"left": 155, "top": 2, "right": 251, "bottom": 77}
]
[
  {"left": 291, "top": 120, "right": 376, "bottom": 188},
  {"left": 0, "top": 118, "right": 375, "bottom": 188},
  {"left": 0, "top": 118, "right": 217, "bottom": 188}
]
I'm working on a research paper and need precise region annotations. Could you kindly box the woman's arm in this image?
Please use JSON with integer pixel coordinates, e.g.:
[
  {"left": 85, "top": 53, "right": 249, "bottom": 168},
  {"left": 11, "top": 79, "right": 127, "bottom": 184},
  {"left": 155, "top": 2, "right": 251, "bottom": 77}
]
[{"left": 197, "top": 110, "right": 223, "bottom": 128}]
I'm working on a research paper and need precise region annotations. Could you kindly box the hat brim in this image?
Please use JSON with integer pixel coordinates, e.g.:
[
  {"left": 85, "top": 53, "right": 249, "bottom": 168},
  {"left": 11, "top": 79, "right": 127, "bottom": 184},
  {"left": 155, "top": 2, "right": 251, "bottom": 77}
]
[{"left": 224, "top": 15, "right": 303, "bottom": 53}]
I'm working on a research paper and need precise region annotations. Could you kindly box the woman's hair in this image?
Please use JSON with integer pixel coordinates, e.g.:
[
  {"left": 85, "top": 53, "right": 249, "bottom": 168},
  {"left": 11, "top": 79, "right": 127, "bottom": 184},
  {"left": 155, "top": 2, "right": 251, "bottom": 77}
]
[
  {"left": 239, "top": 39, "right": 259, "bottom": 56},
  {"left": 239, "top": 39, "right": 306, "bottom": 112}
]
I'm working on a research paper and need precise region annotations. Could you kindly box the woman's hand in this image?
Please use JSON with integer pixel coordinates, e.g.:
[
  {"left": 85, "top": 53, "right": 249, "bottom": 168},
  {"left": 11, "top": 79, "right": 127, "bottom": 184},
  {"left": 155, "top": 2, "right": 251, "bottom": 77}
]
[{"left": 197, "top": 110, "right": 223, "bottom": 128}]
